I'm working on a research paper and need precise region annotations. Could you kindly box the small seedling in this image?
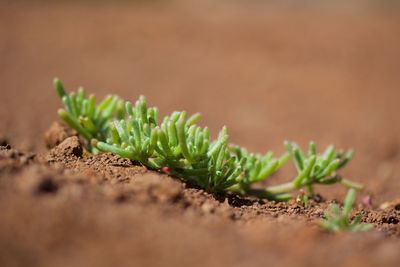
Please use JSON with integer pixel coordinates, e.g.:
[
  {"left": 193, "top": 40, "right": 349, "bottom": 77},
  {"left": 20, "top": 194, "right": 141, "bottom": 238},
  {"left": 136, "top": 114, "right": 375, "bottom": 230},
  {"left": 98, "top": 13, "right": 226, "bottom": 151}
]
[
  {"left": 54, "top": 78, "right": 124, "bottom": 152},
  {"left": 191, "top": 126, "right": 244, "bottom": 192},
  {"left": 285, "top": 141, "right": 359, "bottom": 194},
  {"left": 54, "top": 79, "right": 364, "bottom": 200},
  {"left": 319, "top": 189, "right": 373, "bottom": 233},
  {"left": 95, "top": 101, "right": 243, "bottom": 192},
  {"left": 263, "top": 142, "right": 362, "bottom": 195},
  {"left": 237, "top": 141, "right": 363, "bottom": 201}
]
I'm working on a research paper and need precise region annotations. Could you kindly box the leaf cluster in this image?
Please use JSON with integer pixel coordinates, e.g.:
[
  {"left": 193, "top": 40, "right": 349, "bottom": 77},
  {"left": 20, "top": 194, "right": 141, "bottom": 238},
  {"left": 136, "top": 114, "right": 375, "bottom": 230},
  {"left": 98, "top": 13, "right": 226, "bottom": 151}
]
[
  {"left": 95, "top": 97, "right": 244, "bottom": 192},
  {"left": 283, "top": 141, "right": 362, "bottom": 195},
  {"left": 54, "top": 79, "right": 124, "bottom": 152}
]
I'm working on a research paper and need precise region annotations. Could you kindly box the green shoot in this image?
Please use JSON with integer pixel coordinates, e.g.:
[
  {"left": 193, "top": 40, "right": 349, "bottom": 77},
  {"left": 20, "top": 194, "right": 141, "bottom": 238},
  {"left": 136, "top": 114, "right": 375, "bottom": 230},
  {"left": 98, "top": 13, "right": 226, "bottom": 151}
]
[
  {"left": 95, "top": 96, "right": 160, "bottom": 168},
  {"left": 168, "top": 125, "right": 244, "bottom": 192},
  {"left": 95, "top": 98, "right": 243, "bottom": 193},
  {"left": 234, "top": 141, "right": 362, "bottom": 200},
  {"left": 319, "top": 189, "right": 374, "bottom": 233},
  {"left": 230, "top": 146, "right": 289, "bottom": 195},
  {"left": 276, "top": 141, "right": 362, "bottom": 195},
  {"left": 54, "top": 78, "right": 124, "bottom": 152}
]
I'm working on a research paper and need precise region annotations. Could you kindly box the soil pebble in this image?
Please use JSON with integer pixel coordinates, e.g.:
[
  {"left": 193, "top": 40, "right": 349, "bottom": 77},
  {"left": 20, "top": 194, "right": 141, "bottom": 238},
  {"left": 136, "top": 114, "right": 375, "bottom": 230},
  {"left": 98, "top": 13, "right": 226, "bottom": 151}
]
[
  {"left": 48, "top": 136, "right": 83, "bottom": 159},
  {"left": 44, "top": 122, "right": 75, "bottom": 148}
]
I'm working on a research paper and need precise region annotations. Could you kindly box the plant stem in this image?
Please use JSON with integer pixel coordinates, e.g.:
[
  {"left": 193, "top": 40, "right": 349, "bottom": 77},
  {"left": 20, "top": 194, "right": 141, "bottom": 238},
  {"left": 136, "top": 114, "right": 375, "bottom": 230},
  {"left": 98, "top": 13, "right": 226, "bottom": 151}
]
[
  {"left": 264, "top": 177, "right": 363, "bottom": 196},
  {"left": 264, "top": 182, "right": 296, "bottom": 194},
  {"left": 341, "top": 178, "right": 363, "bottom": 190}
]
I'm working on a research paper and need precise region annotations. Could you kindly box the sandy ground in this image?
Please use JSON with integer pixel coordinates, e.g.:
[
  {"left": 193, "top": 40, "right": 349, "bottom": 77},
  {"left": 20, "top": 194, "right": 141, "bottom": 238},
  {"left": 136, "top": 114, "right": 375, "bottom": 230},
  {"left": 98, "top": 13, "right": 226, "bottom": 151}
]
[{"left": 0, "top": 1, "right": 400, "bottom": 266}]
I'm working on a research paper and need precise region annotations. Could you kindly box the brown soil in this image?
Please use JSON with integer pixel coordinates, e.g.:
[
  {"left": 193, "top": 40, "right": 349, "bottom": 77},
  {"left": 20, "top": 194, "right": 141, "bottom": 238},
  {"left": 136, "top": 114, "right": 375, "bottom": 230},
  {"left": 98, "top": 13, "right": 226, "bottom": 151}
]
[{"left": 1, "top": 1, "right": 400, "bottom": 267}]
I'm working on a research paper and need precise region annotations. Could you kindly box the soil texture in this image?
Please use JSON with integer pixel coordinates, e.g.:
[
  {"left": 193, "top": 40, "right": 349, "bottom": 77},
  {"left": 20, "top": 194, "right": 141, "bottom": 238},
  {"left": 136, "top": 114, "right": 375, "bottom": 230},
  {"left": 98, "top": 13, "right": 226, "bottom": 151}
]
[{"left": 1, "top": 1, "right": 400, "bottom": 266}]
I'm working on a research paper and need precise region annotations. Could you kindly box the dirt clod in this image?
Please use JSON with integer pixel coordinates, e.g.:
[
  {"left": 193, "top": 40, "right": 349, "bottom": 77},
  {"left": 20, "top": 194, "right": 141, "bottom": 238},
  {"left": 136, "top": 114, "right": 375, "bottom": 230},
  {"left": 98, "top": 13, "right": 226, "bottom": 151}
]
[
  {"left": 44, "top": 122, "right": 75, "bottom": 148},
  {"left": 48, "top": 136, "right": 83, "bottom": 159}
]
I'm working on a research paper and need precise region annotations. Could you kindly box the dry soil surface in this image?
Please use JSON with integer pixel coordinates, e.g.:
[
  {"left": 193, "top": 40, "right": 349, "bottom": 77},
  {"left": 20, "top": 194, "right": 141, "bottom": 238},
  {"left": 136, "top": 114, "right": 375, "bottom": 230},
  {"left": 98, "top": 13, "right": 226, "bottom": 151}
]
[{"left": 1, "top": 2, "right": 400, "bottom": 267}]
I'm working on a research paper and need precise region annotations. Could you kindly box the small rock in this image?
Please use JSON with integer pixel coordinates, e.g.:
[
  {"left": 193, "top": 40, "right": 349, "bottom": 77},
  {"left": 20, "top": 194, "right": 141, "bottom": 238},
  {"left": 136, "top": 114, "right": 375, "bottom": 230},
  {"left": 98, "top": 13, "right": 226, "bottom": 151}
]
[
  {"left": 49, "top": 136, "right": 83, "bottom": 158},
  {"left": 44, "top": 122, "right": 75, "bottom": 148}
]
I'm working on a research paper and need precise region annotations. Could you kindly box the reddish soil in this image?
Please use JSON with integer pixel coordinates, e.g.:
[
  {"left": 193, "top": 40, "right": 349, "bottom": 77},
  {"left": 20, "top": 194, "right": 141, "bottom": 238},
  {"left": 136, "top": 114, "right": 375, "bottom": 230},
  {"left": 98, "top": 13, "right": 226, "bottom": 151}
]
[{"left": 1, "top": 2, "right": 400, "bottom": 267}]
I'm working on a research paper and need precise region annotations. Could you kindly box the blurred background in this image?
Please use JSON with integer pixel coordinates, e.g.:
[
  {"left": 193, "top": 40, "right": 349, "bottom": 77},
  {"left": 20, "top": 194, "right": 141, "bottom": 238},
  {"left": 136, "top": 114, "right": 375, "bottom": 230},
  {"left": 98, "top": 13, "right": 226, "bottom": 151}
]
[{"left": 0, "top": 0, "right": 399, "bottom": 202}]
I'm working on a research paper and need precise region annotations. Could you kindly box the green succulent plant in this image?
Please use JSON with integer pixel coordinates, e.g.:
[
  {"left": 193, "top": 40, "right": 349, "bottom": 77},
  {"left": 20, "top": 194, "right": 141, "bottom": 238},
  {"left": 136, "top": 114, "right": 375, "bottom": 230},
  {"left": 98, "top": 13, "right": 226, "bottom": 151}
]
[
  {"left": 319, "top": 189, "right": 373, "bottom": 233},
  {"left": 54, "top": 78, "right": 364, "bottom": 200},
  {"left": 95, "top": 100, "right": 243, "bottom": 193},
  {"left": 231, "top": 146, "right": 290, "bottom": 188},
  {"left": 229, "top": 146, "right": 292, "bottom": 200},
  {"left": 198, "top": 127, "right": 244, "bottom": 192},
  {"left": 166, "top": 124, "right": 244, "bottom": 192},
  {"left": 261, "top": 141, "right": 362, "bottom": 197},
  {"left": 155, "top": 111, "right": 206, "bottom": 167},
  {"left": 94, "top": 96, "right": 160, "bottom": 168},
  {"left": 54, "top": 78, "right": 124, "bottom": 152},
  {"left": 285, "top": 141, "right": 353, "bottom": 191}
]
